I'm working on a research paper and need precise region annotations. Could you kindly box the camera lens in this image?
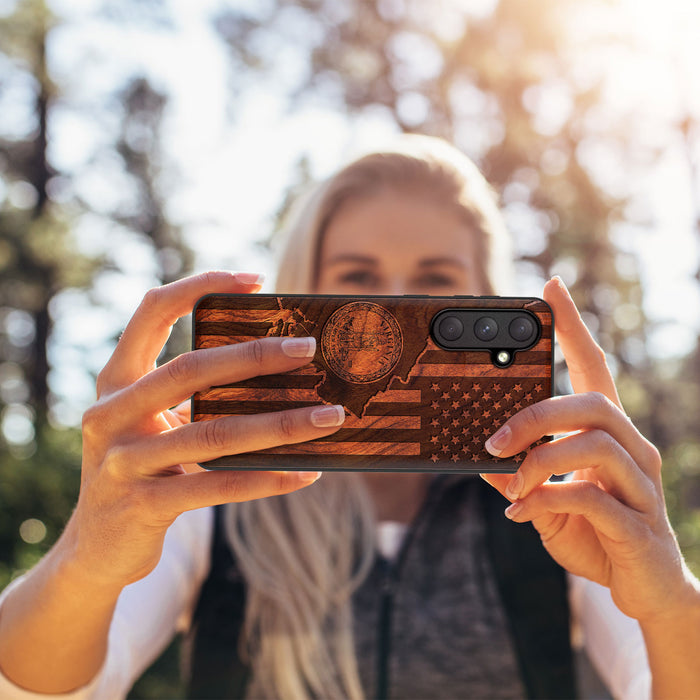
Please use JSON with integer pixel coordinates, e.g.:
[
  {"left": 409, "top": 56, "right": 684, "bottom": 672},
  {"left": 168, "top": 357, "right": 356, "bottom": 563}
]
[
  {"left": 474, "top": 317, "right": 498, "bottom": 341},
  {"left": 509, "top": 316, "right": 535, "bottom": 342},
  {"left": 438, "top": 315, "right": 464, "bottom": 341}
]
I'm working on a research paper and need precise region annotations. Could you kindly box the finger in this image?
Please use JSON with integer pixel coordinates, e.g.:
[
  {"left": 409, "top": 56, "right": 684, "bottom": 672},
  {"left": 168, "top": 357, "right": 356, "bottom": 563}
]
[
  {"left": 479, "top": 473, "right": 512, "bottom": 499},
  {"left": 503, "top": 480, "right": 641, "bottom": 544},
  {"left": 170, "top": 401, "right": 191, "bottom": 426},
  {"left": 106, "top": 404, "right": 346, "bottom": 475},
  {"left": 543, "top": 277, "right": 621, "bottom": 408},
  {"left": 504, "top": 430, "right": 656, "bottom": 512},
  {"left": 112, "top": 336, "right": 317, "bottom": 425},
  {"left": 484, "top": 392, "right": 659, "bottom": 479},
  {"left": 99, "top": 271, "right": 264, "bottom": 393},
  {"left": 160, "top": 402, "right": 191, "bottom": 430},
  {"left": 151, "top": 468, "right": 324, "bottom": 515}
]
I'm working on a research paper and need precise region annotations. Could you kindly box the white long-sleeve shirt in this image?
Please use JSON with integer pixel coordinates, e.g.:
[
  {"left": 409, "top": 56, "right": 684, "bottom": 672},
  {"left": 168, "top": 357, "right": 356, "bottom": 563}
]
[{"left": 0, "top": 507, "right": 651, "bottom": 699}]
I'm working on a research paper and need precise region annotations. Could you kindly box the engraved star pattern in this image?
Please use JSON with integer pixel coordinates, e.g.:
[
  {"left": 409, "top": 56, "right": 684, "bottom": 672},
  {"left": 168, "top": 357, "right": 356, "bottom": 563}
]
[{"left": 425, "top": 377, "right": 547, "bottom": 468}]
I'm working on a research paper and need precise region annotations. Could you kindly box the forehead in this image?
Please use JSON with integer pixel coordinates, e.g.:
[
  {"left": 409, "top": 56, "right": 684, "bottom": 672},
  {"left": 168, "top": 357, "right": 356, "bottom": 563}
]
[{"left": 321, "top": 189, "right": 476, "bottom": 261}]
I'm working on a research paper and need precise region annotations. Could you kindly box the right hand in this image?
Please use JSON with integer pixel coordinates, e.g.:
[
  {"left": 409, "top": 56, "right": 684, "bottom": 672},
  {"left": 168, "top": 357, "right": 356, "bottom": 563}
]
[{"left": 62, "top": 271, "right": 344, "bottom": 590}]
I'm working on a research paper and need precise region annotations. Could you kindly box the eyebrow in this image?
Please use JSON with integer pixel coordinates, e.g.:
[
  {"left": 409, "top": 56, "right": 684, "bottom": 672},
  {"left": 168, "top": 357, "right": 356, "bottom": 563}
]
[
  {"left": 325, "top": 254, "right": 471, "bottom": 270},
  {"left": 418, "top": 257, "right": 472, "bottom": 270},
  {"left": 325, "top": 254, "right": 378, "bottom": 266}
]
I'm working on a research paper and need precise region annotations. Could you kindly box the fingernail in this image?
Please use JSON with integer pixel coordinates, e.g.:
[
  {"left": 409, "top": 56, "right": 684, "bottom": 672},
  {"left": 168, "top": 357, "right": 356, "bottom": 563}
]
[
  {"left": 505, "top": 470, "right": 523, "bottom": 500},
  {"left": 485, "top": 425, "right": 511, "bottom": 457},
  {"left": 298, "top": 471, "right": 322, "bottom": 483},
  {"left": 235, "top": 272, "right": 265, "bottom": 286},
  {"left": 552, "top": 275, "right": 567, "bottom": 293},
  {"left": 505, "top": 501, "right": 523, "bottom": 520},
  {"left": 282, "top": 337, "right": 316, "bottom": 358},
  {"left": 311, "top": 405, "right": 345, "bottom": 428}
]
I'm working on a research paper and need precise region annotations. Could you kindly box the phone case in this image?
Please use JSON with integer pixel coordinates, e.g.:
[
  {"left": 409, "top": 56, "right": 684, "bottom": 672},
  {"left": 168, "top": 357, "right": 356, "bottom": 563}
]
[{"left": 192, "top": 294, "right": 553, "bottom": 473}]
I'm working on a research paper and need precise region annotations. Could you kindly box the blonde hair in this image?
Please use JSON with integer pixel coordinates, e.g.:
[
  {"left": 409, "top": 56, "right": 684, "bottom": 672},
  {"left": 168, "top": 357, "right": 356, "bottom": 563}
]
[
  {"left": 275, "top": 134, "right": 513, "bottom": 295},
  {"left": 224, "top": 473, "right": 376, "bottom": 700},
  {"left": 224, "top": 135, "right": 513, "bottom": 699}
]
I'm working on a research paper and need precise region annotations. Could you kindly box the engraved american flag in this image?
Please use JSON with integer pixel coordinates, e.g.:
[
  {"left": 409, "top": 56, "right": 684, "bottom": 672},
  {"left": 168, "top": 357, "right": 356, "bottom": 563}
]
[{"left": 192, "top": 295, "right": 552, "bottom": 473}]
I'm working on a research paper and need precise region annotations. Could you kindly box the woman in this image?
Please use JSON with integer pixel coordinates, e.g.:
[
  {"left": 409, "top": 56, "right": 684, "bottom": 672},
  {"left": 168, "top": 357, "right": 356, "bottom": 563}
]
[{"left": 0, "top": 136, "right": 698, "bottom": 699}]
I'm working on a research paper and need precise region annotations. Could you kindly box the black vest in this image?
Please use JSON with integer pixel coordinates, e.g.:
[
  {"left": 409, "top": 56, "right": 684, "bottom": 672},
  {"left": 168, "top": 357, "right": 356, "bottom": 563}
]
[{"left": 183, "top": 477, "right": 576, "bottom": 699}]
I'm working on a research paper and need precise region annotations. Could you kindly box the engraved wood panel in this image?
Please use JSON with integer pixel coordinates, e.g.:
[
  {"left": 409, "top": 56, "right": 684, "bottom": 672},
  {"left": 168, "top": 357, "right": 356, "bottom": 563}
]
[{"left": 192, "top": 294, "right": 553, "bottom": 473}]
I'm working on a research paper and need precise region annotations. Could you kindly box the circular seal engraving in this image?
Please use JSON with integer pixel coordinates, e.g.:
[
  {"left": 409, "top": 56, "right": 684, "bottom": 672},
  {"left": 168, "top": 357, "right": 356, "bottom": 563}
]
[{"left": 321, "top": 302, "right": 403, "bottom": 383}]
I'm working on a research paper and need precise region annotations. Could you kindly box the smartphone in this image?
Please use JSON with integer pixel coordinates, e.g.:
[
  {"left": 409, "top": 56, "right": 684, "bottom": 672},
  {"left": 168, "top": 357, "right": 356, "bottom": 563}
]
[{"left": 191, "top": 294, "right": 553, "bottom": 473}]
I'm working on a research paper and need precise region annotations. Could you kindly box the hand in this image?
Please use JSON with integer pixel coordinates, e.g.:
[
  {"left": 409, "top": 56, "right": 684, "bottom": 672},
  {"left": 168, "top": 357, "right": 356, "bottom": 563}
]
[
  {"left": 64, "top": 271, "right": 344, "bottom": 590},
  {"left": 481, "top": 276, "right": 696, "bottom": 624}
]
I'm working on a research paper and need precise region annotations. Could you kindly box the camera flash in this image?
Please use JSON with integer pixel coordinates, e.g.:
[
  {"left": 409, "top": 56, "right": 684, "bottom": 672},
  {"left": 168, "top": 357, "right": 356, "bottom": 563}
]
[{"left": 496, "top": 350, "right": 511, "bottom": 365}]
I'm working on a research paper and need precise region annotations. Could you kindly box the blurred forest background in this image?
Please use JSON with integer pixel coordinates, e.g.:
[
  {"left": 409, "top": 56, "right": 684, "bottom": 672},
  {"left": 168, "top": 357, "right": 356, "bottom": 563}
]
[{"left": 1, "top": 0, "right": 700, "bottom": 696}]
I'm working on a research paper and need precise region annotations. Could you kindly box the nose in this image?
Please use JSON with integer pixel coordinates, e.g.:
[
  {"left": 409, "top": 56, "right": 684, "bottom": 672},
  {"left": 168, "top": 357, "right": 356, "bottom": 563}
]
[
  {"left": 384, "top": 278, "right": 408, "bottom": 296},
  {"left": 358, "top": 277, "right": 408, "bottom": 296}
]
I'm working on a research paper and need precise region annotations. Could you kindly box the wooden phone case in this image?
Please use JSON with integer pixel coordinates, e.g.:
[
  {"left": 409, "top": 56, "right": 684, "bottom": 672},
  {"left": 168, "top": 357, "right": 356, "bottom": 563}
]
[{"left": 192, "top": 294, "right": 553, "bottom": 472}]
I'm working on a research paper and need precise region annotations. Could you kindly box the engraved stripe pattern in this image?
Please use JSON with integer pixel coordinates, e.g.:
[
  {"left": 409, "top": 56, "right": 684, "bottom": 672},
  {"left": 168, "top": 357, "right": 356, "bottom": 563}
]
[{"left": 192, "top": 295, "right": 552, "bottom": 471}]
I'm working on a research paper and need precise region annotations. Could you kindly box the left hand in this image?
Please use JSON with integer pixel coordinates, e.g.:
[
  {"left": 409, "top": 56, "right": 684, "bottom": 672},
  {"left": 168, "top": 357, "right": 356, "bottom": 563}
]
[{"left": 481, "top": 276, "right": 695, "bottom": 624}]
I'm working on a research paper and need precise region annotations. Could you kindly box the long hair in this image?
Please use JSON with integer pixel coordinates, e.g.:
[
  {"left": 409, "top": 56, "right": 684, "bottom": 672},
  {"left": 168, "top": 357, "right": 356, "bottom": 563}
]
[
  {"left": 224, "top": 473, "right": 376, "bottom": 700},
  {"left": 224, "top": 135, "right": 513, "bottom": 699}
]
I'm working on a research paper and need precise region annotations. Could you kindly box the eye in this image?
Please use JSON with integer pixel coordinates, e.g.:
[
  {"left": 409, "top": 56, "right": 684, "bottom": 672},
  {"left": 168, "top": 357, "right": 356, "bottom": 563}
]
[
  {"left": 414, "top": 273, "right": 457, "bottom": 289},
  {"left": 337, "top": 269, "right": 381, "bottom": 288}
]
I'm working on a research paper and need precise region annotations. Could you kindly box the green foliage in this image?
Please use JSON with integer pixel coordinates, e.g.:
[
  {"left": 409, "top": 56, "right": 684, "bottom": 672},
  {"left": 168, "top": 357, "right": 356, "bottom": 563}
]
[
  {"left": 662, "top": 441, "right": 700, "bottom": 578},
  {"left": 0, "top": 423, "right": 81, "bottom": 591},
  {"left": 0, "top": 1, "right": 195, "bottom": 693}
]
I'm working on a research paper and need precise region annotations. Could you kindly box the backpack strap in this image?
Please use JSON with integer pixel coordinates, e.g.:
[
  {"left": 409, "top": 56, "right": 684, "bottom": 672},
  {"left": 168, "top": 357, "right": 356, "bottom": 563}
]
[
  {"left": 184, "top": 504, "right": 251, "bottom": 699},
  {"left": 480, "top": 479, "right": 577, "bottom": 699}
]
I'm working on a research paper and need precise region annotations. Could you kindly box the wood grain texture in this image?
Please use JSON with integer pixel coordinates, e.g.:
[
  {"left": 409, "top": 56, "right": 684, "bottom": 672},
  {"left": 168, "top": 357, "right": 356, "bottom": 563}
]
[{"left": 192, "top": 294, "right": 554, "bottom": 472}]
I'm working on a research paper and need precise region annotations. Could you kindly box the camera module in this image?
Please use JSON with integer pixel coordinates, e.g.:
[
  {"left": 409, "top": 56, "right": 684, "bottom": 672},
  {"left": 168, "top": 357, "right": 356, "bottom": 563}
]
[
  {"left": 474, "top": 316, "right": 498, "bottom": 341},
  {"left": 430, "top": 307, "right": 541, "bottom": 362}
]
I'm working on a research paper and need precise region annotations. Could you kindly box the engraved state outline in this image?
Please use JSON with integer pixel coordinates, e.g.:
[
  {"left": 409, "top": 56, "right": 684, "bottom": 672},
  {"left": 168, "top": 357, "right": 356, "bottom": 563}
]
[
  {"left": 261, "top": 300, "right": 328, "bottom": 405},
  {"left": 315, "top": 302, "right": 430, "bottom": 418},
  {"left": 266, "top": 299, "right": 431, "bottom": 419},
  {"left": 318, "top": 338, "right": 429, "bottom": 419}
]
